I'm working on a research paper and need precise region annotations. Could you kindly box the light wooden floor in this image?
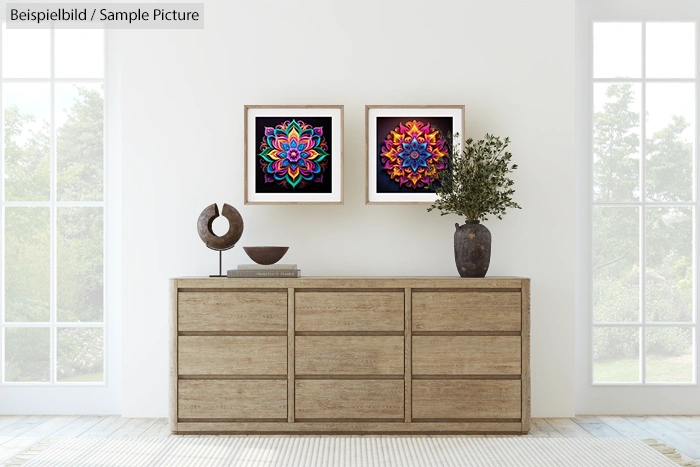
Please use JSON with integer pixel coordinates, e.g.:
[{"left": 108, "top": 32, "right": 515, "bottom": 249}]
[{"left": 0, "top": 416, "right": 699, "bottom": 464}]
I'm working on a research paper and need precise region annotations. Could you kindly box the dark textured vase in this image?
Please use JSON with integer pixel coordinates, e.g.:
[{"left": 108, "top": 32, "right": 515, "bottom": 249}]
[{"left": 454, "top": 220, "right": 491, "bottom": 278}]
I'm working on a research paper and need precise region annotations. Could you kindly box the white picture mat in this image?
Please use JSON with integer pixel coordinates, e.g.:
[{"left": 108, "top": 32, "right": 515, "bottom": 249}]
[
  {"left": 367, "top": 107, "right": 463, "bottom": 203},
  {"left": 246, "top": 107, "right": 342, "bottom": 203}
]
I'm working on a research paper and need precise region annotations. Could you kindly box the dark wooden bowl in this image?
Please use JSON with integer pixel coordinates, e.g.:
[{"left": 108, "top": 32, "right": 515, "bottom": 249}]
[{"left": 243, "top": 246, "right": 289, "bottom": 265}]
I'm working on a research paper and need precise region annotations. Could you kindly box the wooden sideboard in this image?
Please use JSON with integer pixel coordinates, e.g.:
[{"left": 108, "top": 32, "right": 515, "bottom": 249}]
[{"left": 170, "top": 277, "right": 530, "bottom": 434}]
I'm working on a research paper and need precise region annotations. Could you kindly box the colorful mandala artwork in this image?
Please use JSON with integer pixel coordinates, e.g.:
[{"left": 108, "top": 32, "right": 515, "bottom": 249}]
[
  {"left": 379, "top": 120, "right": 449, "bottom": 189},
  {"left": 258, "top": 119, "right": 329, "bottom": 189}
]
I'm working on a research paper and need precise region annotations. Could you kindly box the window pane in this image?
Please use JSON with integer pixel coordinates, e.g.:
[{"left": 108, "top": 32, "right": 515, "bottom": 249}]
[
  {"left": 1, "top": 24, "right": 50, "bottom": 78},
  {"left": 57, "top": 327, "right": 104, "bottom": 382},
  {"left": 57, "top": 207, "right": 104, "bottom": 322},
  {"left": 4, "top": 327, "right": 50, "bottom": 382},
  {"left": 593, "top": 327, "right": 640, "bottom": 383},
  {"left": 646, "top": 83, "right": 695, "bottom": 202},
  {"left": 646, "top": 327, "right": 694, "bottom": 383},
  {"left": 646, "top": 207, "right": 693, "bottom": 323},
  {"left": 56, "top": 84, "right": 104, "bottom": 201},
  {"left": 594, "top": 83, "right": 641, "bottom": 202},
  {"left": 4, "top": 207, "right": 50, "bottom": 322},
  {"left": 3, "top": 83, "right": 51, "bottom": 201},
  {"left": 646, "top": 23, "right": 695, "bottom": 79},
  {"left": 594, "top": 23, "right": 642, "bottom": 79},
  {"left": 55, "top": 30, "right": 104, "bottom": 79},
  {"left": 593, "top": 207, "right": 640, "bottom": 322}
]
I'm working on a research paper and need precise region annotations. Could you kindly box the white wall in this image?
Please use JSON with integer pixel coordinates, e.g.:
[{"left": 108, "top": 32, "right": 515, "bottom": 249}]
[{"left": 119, "top": 0, "right": 575, "bottom": 418}]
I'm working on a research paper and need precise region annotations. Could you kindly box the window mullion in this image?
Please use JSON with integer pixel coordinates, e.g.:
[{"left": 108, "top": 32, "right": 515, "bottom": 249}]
[
  {"left": 591, "top": 201, "right": 696, "bottom": 207},
  {"left": 695, "top": 19, "right": 700, "bottom": 385},
  {"left": 102, "top": 28, "right": 108, "bottom": 385},
  {"left": 3, "top": 322, "right": 106, "bottom": 327},
  {"left": 1, "top": 78, "right": 104, "bottom": 84},
  {"left": 589, "top": 19, "right": 595, "bottom": 387},
  {"left": 49, "top": 27, "right": 56, "bottom": 385},
  {"left": 0, "top": 21, "right": 4, "bottom": 385},
  {"left": 640, "top": 21, "right": 647, "bottom": 385},
  {"left": 593, "top": 77, "right": 696, "bottom": 83},
  {"left": 594, "top": 322, "right": 697, "bottom": 327}
]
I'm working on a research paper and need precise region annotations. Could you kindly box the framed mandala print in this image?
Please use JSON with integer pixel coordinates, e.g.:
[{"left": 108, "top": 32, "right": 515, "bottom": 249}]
[
  {"left": 366, "top": 105, "right": 465, "bottom": 204},
  {"left": 244, "top": 105, "right": 344, "bottom": 204}
]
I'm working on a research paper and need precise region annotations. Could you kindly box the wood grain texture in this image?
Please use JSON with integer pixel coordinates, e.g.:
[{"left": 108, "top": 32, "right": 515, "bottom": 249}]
[
  {"left": 0, "top": 416, "right": 77, "bottom": 461},
  {"left": 546, "top": 418, "right": 595, "bottom": 438},
  {"left": 178, "top": 291, "right": 287, "bottom": 332},
  {"left": 295, "top": 336, "right": 404, "bottom": 375},
  {"left": 51, "top": 416, "right": 106, "bottom": 438},
  {"left": 175, "top": 421, "right": 522, "bottom": 434},
  {"left": 140, "top": 419, "right": 172, "bottom": 438},
  {"left": 412, "top": 380, "right": 521, "bottom": 419},
  {"left": 295, "top": 380, "right": 404, "bottom": 419},
  {"left": 295, "top": 292, "right": 404, "bottom": 331},
  {"left": 108, "top": 418, "right": 157, "bottom": 438},
  {"left": 412, "top": 291, "right": 521, "bottom": 332},
  {"left": 413, "top": 336, "right": 521, "bottom": 375},
  {"left": 178, "top": 380, "right": 287, "bottom": 419},
  {"left": 170, "top": 276, "right": 530, "bottom": 435},
  {"left": 405, "top": 288, "right": 412, "bottom": 423},
  {"left": 572, "top": 416, "right": 624, "bottom": 438},
  {"left": 521, "top": 278, "right": 531, "bottom": 432},
  {"left": 169, "top": 280, "right": 178, "bottom": 431},
  {"left": 530, "top": 419, "right": 564, "bottom": 438},
  {"left": 175, "top": 277, "right": 526, "bottom": 290},
  {"left": 78, "top": 416, "right": 130, "bottom": 438},
  {"left": 626, "top": 417, "right": 700, "bottom": 458},
  {"left": 243, "top": 106, "right": 249, "bottom": 204},
  {"left": 364, "top": 105, "right": 370, "bottom": 205},
  {"left": 178, "top": 336, "right": 286, "bottom": 375},
  {"left": 595, "top": 416, "right": 654, "bottom": 438},
  {"left": 287, "top": 287, "right": 295, "bottom": 423}
]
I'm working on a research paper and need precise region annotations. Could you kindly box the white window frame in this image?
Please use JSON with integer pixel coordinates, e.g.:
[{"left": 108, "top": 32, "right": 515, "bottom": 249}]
[
  {"left": 577, "top": 0, "right": 700, "bottom": 415},
  {"left": 0, "top": 23, "right": 120, "bottom": 414},
  {"left": 590, "top": 20, "right": 698, "bottom": 387}
]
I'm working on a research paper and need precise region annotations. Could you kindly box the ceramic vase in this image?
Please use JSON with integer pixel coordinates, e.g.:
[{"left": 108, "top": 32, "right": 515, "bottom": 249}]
[{"left": 454, "top": 220, "right": 491, "bottom": 278}]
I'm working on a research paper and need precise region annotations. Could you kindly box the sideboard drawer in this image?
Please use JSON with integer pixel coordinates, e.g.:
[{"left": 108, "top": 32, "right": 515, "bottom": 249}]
[
  {"left": 295, "top": 380, "right": 404, "bottom": 420},
  {"left": 412, "top": 291, "right": 521, "bottom": 332},
  {"left": 412, "top": 380, "right": 521, "bottom": 419},
  {"left": 178, "top": 380, "right": 287, "bottom": 420},
  {"left": 296, "top": 336, "right": 404, "bottom": 375},
  {"left": 178, "top": 291, "right": 287, "bottom": 332},
  {"left": 295, "top": 292, "right": 404, "bottom": 331},
  {"left": 413, "top": 336, "right": 521, "bottom": 375},
  {"left": 178, "top": 336, "right": 287, "bottom": 376}
]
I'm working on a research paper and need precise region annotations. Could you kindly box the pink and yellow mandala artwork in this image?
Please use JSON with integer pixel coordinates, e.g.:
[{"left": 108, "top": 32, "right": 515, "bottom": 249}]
[
  {"left": 258, "top": 119, "right": 329, "bottom": 189},
  {"left": 380, "top": 120, "right": 449, "bottom": 189}
]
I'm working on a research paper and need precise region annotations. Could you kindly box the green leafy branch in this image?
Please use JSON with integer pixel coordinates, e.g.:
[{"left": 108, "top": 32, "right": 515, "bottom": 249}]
[{"left": 428, "top": 133, "right": 521, "bottom": 222}]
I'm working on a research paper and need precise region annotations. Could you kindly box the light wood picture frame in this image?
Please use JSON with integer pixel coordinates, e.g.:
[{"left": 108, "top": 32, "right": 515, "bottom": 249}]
[
  {"left": 245, "top": 105, "right": 344, "bottom": 204},
  {"left": 366, "top": 105, "right": 465, "bottom": 205}
]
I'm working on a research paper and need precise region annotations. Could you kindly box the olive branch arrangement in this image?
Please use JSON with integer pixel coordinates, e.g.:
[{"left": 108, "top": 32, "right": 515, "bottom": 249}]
[{"left": 428, "top": 133, "right": 521, "bottom": 222}]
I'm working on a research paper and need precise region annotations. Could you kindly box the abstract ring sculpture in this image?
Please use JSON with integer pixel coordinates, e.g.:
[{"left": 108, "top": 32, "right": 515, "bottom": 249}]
[{"left": 197, "top": 203, "right": 244, "bottom": 276}]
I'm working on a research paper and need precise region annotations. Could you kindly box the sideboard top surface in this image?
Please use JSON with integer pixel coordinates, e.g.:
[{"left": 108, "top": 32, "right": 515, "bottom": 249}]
[{"left": 172, "top": 277, "right": 530, "bottom": 289}]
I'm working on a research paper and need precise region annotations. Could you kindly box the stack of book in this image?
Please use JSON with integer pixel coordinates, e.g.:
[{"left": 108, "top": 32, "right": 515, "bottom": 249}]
[{"left": 227, "top": 264, "right": 301, "bottom": 278}]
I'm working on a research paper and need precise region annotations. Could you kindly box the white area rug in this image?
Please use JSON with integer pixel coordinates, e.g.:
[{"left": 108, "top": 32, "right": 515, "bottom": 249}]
[{"left": 4, "top": 436, "right": 697, "bottom": 467}]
